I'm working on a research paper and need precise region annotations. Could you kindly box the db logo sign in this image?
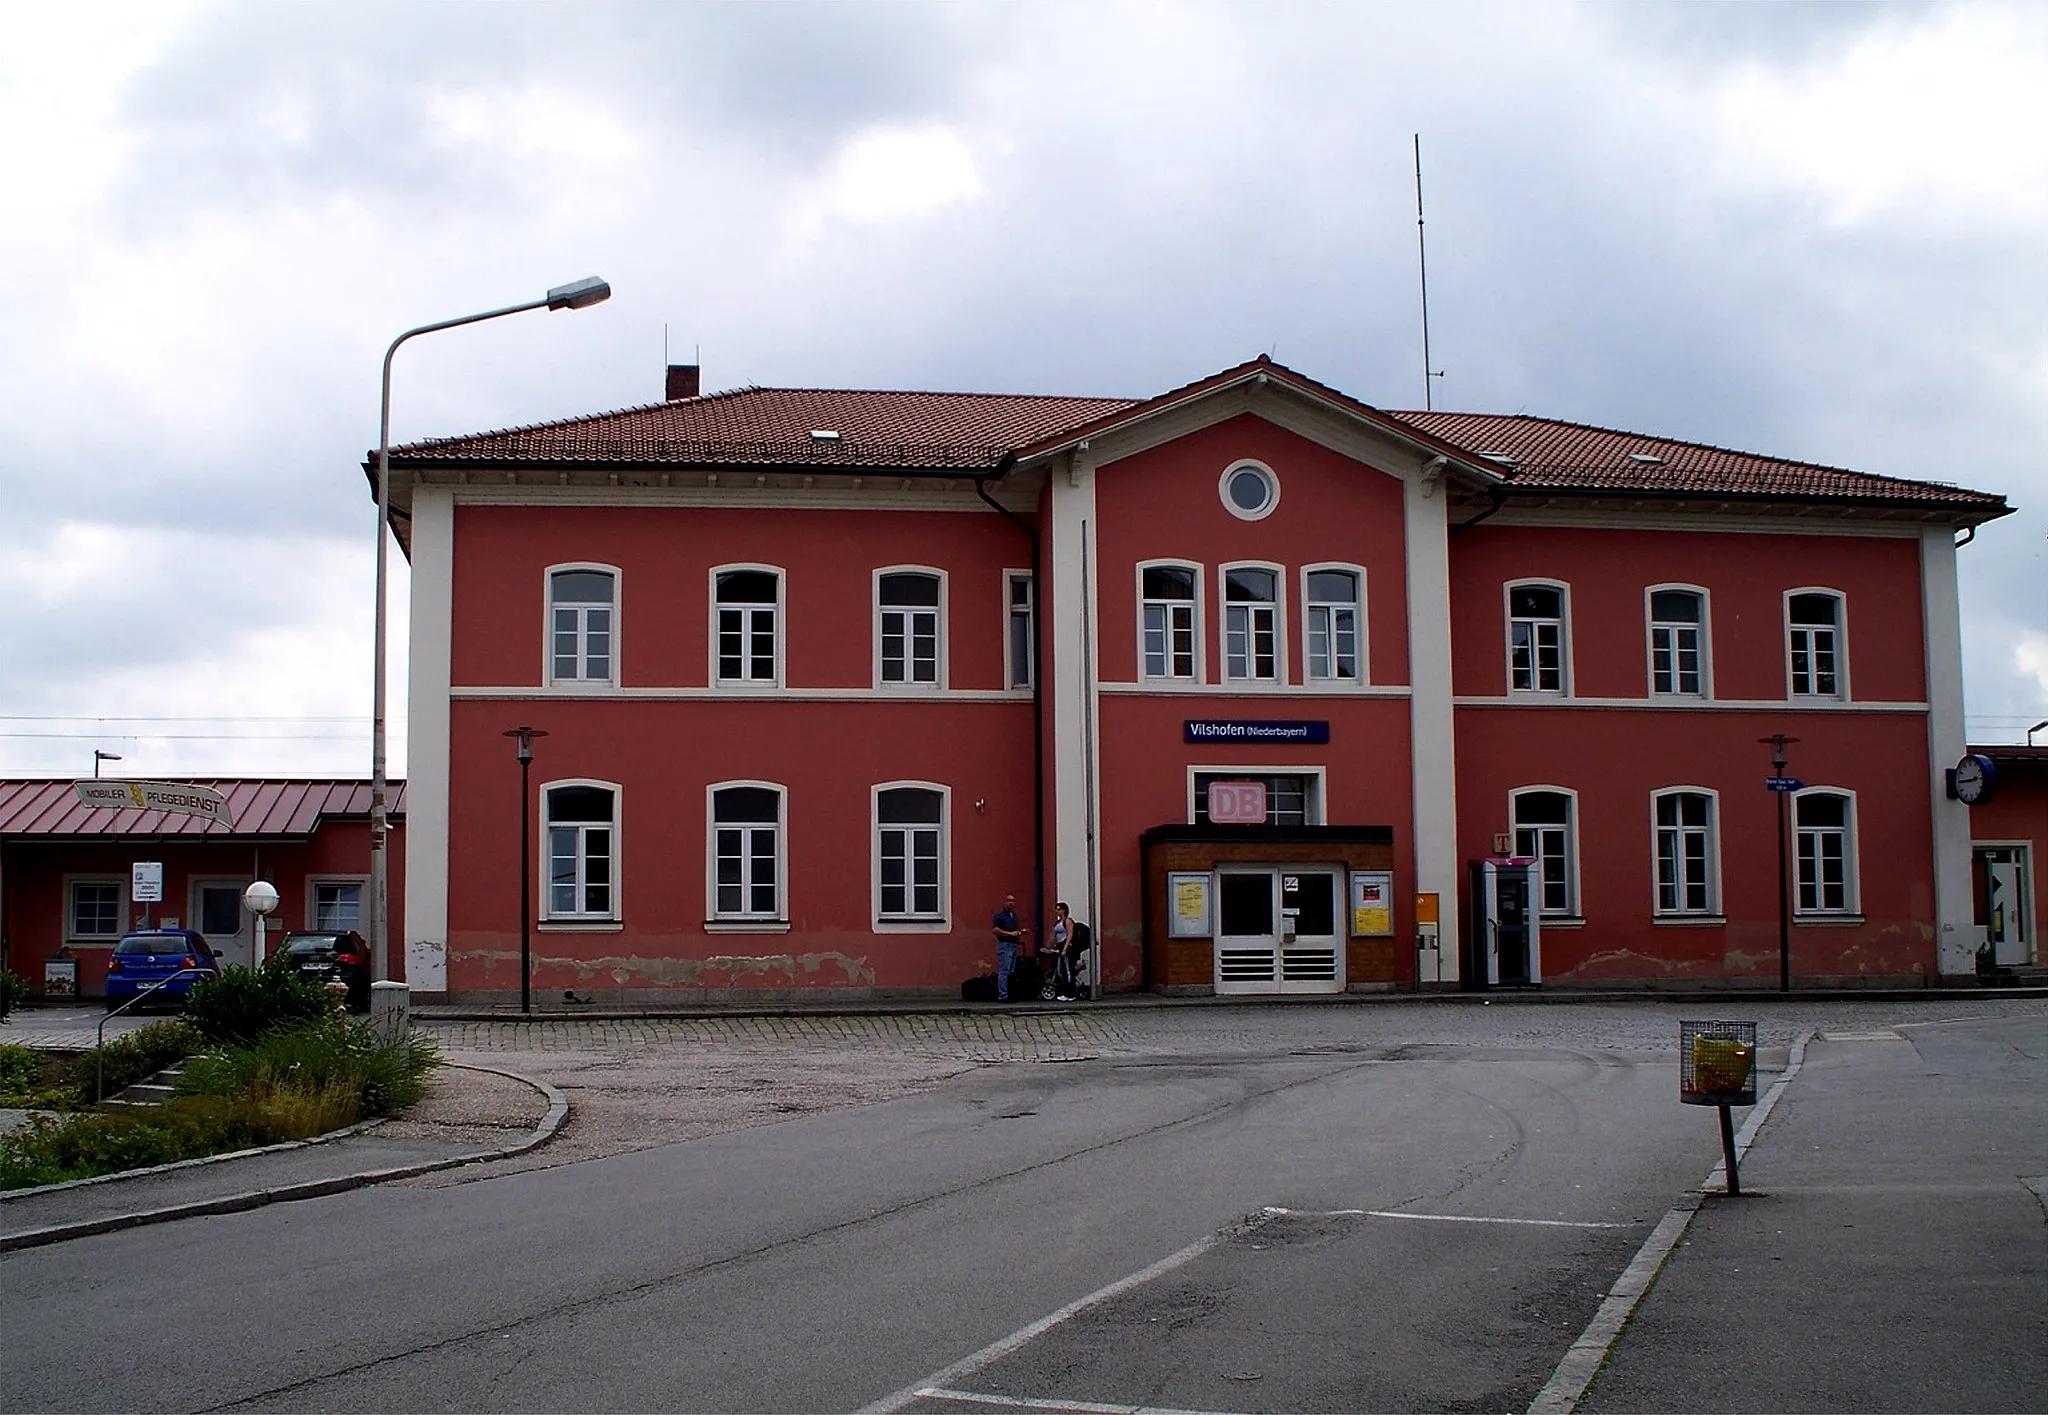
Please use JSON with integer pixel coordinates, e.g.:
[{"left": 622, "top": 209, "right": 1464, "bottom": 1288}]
[{"left": 1209, "top": 781, "right": 1268, "bottom": 824}]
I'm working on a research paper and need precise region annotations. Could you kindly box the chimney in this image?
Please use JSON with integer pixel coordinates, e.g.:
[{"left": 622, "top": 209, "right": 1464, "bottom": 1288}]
[{"left": 666, "top": 364, "right": 701, "bottom": 401}]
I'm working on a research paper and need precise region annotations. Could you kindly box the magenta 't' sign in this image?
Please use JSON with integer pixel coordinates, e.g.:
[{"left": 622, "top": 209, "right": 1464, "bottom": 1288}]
[{"left": 1209, "top": 780, "right": 1268, "bottom": 824}]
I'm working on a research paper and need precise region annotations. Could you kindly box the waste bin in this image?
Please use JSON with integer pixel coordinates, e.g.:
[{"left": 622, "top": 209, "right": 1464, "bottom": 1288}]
[{"left": 1680, "top": 1019, "right": 1758, "bottom": 1106}]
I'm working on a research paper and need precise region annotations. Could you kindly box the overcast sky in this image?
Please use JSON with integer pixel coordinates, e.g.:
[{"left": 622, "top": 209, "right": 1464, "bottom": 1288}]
[{"left": 3, "top": 0, "right": 2044, "bottom": 779}]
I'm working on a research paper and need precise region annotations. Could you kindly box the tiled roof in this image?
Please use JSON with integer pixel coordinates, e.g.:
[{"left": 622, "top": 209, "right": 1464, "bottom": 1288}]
[
  {"left": 1386, "top": 410, "right": 2006, "bottom": 511},
  {"left": 382, "top": 360, "right": 2006, "bottom": 515},
  {"left": 0, "top": 780, "right": 405, "bottom": 838},
  {"left": 389, "top": 387, "right": 1135, "bottom": 472}
]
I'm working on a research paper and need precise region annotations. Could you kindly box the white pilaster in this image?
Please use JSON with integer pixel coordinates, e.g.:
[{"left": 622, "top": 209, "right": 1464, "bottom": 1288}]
[
  {"left": 1049, "top": 449, "right": 1100, "bottom": 928},
  {"left": 1920, "top": 526, "right": 1973, "bottom": 979},
  {"left": 1407, "top": 469, "right": 1461, "bottom": 982},
  {"left": 405, "top": 488, "right": 455, "bottom": 993}
]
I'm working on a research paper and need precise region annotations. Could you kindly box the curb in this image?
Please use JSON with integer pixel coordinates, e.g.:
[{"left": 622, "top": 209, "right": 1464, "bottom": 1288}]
[
  {"left": 0, "top": 1061, "right": 568, "bottom": 1254},
  {"left": 1526, "top": 1029, "right": 1815, "bottom": 1415}
]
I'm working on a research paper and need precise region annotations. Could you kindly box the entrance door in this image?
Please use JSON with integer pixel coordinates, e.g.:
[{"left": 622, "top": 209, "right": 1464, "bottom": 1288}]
[
  {"left": 1975, "top": 846, "right": 2033, "bottom": 966},
  {"left": 1215, "top": 870, "right": 1279, "bottom": 993},
  {"left": 192, "top": 878, "right": 252, "bottom": 970},
  {"left": 1278, "top": 871, "right": 1345, "bottom": 994}
]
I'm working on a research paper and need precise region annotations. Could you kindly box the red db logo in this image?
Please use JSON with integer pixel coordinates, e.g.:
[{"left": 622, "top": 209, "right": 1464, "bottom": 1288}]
[{"left": 1209, "top": 781, "right": 1268, "bottom": 824}]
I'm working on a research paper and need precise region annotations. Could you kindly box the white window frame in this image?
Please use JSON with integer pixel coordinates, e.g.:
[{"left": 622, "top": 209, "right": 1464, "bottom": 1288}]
[
  {"left": 66, "top": 875, "right": 127, "bottom": 942},
  {"left": 1650, "top": 788, "right": 1721, "bottom": 919},
  {"left": 710, "top": 564, "right": 785, "bottom": 688},
  {"left": 545, "top": 562, "right": 621, "bottom": 688},
  {"left": 1505, "top": 579, "right": 1572, "bottom": 696},
  {"left": 1185, "top": 765, "right": 1328, "bottom": 826},
  {"left": 1137, "top": 559, "right": 1203, "bottom": 683},
  {"left": 541, "top": 778, "right": 622, "bottom": 924},
  {"left": 873, "top": 566, "right": 948, "bottom": 690},
  {"left": 1004, "top": 569, "right": 1035, "bottom": 691},
  {"left": 1645, "top": 584, "right": 1711, "bottom": 699},
  {"left": 1218, "top": 458, "right": 1281, "bottom": 522},
  {"left": 1219, "top": 560, "right": 1287, "bottom": 686},
  {"left": 705, "top": 781, "right": 788, "bottom": 930},
  {"left": 1510, "top": 785, "right": 1581, "bottom": 919},
  {"left": 1792, "top": 786, "right": 1859, "bottom": 917},
  {"left": 1301, "top": 563, "right": 1367, "bottom": 685},
  {"left": 1785, "top": 587, "right": 1849, "bottom": 701},
  {"left": 306, "top": 876, "right": 367, "bottom": 931},
  {"left": 872, "top": 781, "right": 950, "bottom": 932}
]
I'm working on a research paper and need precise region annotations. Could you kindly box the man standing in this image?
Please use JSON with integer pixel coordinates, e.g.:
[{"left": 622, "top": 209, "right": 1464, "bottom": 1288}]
[{"left": 993, "top": 892, "right": 1024, "bottom": 1002}]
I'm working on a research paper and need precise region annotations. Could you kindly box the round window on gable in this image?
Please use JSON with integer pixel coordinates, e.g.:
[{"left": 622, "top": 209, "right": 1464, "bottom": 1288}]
[{"left": 1220, "top": 460, "right": 1279, "bottom": 521}]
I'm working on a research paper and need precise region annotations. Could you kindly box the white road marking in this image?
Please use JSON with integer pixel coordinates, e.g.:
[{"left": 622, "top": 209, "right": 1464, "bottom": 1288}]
[
  {"left": 858, "top": 1217, "right": 1270, "bottom": 1415},
  {"left": 1526, "top": 1029, "right": 1814, "bottom": 1415},
  {"left": 1265, "top": 1207, "right": 1630, "bottom": 1231},
  {"left": 917, "top": 1388, "right": 1251, "bottom": 1415}
]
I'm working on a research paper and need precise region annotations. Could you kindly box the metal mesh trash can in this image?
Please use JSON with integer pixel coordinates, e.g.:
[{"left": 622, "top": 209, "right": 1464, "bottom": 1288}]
[{"left": 1680, "top": 1020, "right": 1758, "bottom": 1106}]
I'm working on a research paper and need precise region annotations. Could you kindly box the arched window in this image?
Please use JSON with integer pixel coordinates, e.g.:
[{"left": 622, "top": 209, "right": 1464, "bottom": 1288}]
[
  {"left": 1304, "top": 567, "right": 1363, "bottom": 682},
  {"left": 1507, "top": 582, "right": 1568, "bottom": 694},
  {"left": 1511, "top": 788, "right": 1578, "bottom": 917},
  {"left": 544, "top": 782, "right": 618, "bottom": 920},
  {"left": 1787, "top": 591, "right": 1846, "bottom": 699},
  {"left": 1648, "top": 588, "right": 1707, "bottom": 697},
  {"left": 714, "top": 568, "right": 781, "bottom": 686},
  {"left": 709, "top": 784, "right": 784, "bottom": 922},
  {"left": 548, "top": 568, "right": 617, "bottom": 685},
  {"left": 1140, "top": 563, "right": 1199, "bottom": 680},
  {"left": 875, "top": 785, "right": 947, "bottom": 924},
  {"left": 1652, "top": 789, "right": 1719, "bottom": 916},
  {"left": 1794, "top": 789, "right": 1858, "bottom": 914},
  {"left": 877, "top": 570, "right": 943, "bottom": 687},
  {"left": 1222, "top": 565, "right": 1281, "bottom": 683}
]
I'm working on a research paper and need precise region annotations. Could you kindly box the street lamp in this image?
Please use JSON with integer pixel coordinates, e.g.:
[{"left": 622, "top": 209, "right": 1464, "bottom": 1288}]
[
  {"left": 93, "top": 750, "right": 122, "bottom": 779},
  {"left": 502, "top": 727, "right": 548, "bottom": 1014},
  {"left": 2028, "top": 719, "right": 2048, "bottom": 747},
  {"left": 1760, "top": 734, "right": 1803, "bottom": 994},
  {"left": 368, "top": 278, "right": 611, "bottom": 987}
]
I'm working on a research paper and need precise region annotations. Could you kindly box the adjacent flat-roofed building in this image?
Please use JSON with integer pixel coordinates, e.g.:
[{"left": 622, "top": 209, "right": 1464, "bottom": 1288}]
[{"left": 376, "top": 356, "right": 2011, "bottom": 1004}]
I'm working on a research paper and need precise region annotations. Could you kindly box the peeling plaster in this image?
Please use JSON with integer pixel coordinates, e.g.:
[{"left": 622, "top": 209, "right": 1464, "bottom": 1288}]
[{"left": 448, "top": 948, "right": 876, "bottom": 987}]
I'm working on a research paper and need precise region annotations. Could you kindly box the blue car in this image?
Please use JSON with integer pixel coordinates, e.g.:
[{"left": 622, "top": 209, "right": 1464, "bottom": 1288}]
[{"left": 103, "top": 929, "right": 222, "bottom": 1011}]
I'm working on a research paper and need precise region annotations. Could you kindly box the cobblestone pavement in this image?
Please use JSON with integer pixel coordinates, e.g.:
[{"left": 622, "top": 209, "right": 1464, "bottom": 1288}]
[{"left": 410, "top": 996, "right": 2048, "bottom": 1184}]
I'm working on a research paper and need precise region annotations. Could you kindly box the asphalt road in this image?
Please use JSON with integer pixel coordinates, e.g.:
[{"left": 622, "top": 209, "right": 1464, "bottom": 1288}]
[{"left": 2, "top": 997, "right": 2039, "bottom": 1413}]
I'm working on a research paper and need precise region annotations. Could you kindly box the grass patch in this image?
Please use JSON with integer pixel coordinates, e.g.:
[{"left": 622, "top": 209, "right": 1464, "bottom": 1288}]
[
  {"left": 65, "top": 1020, "right": 199, "bottom": 1105},
  {"left": 0, "top": 1019, "right": 438, "bottom": 1191}
]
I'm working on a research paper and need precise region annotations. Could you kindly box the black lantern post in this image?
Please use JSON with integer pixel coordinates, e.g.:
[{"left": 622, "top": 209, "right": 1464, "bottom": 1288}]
[
  {"left": 502, "top": 726, "right": 548, "bottom": 1014},
  {"left": 1760, "top": 734, "right": 1802, "bottom": 994}
]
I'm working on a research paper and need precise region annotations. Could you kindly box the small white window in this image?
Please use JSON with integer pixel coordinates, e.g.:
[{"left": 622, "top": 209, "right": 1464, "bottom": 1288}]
[
  {"left": 549, "top": 567, "right": 617, "bottom": 685},
  {"left": 311, "top": 880, "right": 364, "bottom": 931},
  {"left": 1219, "top": 459, "right": 1279, "bottom": 521},
  {"left": 1648, "top": 588, "right": 1707, "bottom": 698},
  {"left": 69, "top": 879, "right": 124, "bottom": 940},
  {"left": 1006, "top": 571, "right": 1034, "bottom": 690},
  {"left": 1140, "top": 564, "right": 1200, "bottom": 681},
  {"left": 1653, "top": 791, "right": 1718, "bottom": 916},
  {"left": 1304, "top": 567, "right": 1363, "bottom": 683},
  {"left": 1223, "top": 565, "right": 1282, "bottom": 683},
  {"left": 1508, "top": 583, "right": 1568, "bottom": 694},
  {"left": 714, "top": 568, "right": 781, "bottom": 686},
  {"left": 544, "top": 782, "right": 618, "bottom": 920},
  {"left": 1787, "top": 591, "right": 1845, "bottom": 699},
  {"left": 875, "top": 785, "right": 948, "bottom": 925},
  {"left": 709, "top": 785, "right": 784, "bottom": 922},
  {"left": 1794, "top": 789, "right": 1858, "bottom": 914},
  {"left": 877, "top": 570, "right": 944, "bottom": 687},
  {"left": 1512, "top": 788, "right": 1578, "bottom": 916}
]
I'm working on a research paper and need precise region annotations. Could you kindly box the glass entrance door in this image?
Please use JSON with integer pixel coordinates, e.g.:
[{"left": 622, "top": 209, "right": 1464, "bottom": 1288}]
[
  {"left": 1278, "top": 871, "right": 1344, "bottom": 993},
  {"left": 1215, "top": 870, "right": 1279, "bottom": 992}
]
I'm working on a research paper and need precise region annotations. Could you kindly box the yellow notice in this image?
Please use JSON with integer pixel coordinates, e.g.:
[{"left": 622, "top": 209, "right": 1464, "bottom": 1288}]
[{"left": 1352, "top": 873, "right": 1393, "bottom": 936}]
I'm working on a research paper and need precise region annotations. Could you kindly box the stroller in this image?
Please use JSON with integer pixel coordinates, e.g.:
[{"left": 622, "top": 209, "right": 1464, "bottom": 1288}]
[{"left": 1038, "top": 925, "right": 1090, "bottom": 1001}]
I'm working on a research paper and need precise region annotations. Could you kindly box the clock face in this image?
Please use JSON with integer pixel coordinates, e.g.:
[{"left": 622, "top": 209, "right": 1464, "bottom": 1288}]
[{"left": 1955, "top": 754, "right": 1994, "bottom": 805}]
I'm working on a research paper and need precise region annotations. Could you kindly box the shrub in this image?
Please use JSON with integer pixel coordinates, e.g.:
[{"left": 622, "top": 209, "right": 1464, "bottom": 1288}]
[
  {"left": 0, "top": 1045, "right": 39, "bottom": 1102},
  {"left": 0, "top": 969, "right": 24, "bottom": 1023},
  {"left": 177, "top": 1016, "right": 439, "bottom": 1120},
  {"left": 66, "top": 1019, "right": 198, "bottom": 1103},
  {"left": 0, "top": 1089, "right": 359, "bottom": 1190},
  {"left": 183, "top": 964, "right": 334, "bottom": 1047}
]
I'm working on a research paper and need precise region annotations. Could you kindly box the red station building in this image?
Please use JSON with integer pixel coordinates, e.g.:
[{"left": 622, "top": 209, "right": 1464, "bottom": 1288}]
[{"left": 375, "top": 356, "right": 2016, "bottom": 1004}]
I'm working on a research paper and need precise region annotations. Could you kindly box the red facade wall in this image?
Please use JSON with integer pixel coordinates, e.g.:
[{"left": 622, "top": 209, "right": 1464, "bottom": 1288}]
[
  {"left": 1449, "top": 526, "right": 1927, "bottom": 703},
  {"left": 2, "top": 823, "right": 401, "bottom": 997},
  {"left": 1968, "top": 757, "right": 2047, "bottom": 961}
]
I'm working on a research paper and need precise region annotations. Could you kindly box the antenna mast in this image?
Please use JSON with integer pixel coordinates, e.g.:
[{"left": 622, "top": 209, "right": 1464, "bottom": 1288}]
[{"left": 1414, "top": 134, "right": 1444, "bottom": 410}]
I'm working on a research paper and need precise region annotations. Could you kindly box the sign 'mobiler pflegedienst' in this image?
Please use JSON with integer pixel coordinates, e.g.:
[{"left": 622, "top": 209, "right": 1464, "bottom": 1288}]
[{"left": 73, "top": 780, "right": 234, "bottom": 829}]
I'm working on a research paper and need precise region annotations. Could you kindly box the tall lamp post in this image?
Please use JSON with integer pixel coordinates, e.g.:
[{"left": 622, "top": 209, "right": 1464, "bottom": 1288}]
[
  {"left": 1760, "top": 734, "right": 1803, "bottom": 994},
  {"left": 502, "top": 727, "right": 548, "bottom": 1014},
  {"left": 93, "top": 750, "right": 122, "bottom": 779},
  {"left": 368, "top": 277, "right": 611, "bottom": 986}
]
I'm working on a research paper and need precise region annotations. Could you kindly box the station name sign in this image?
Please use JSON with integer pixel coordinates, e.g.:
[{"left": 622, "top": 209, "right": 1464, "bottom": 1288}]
[{"left": 1184, "top": 719, "right": 1330, "bottom": 745}]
